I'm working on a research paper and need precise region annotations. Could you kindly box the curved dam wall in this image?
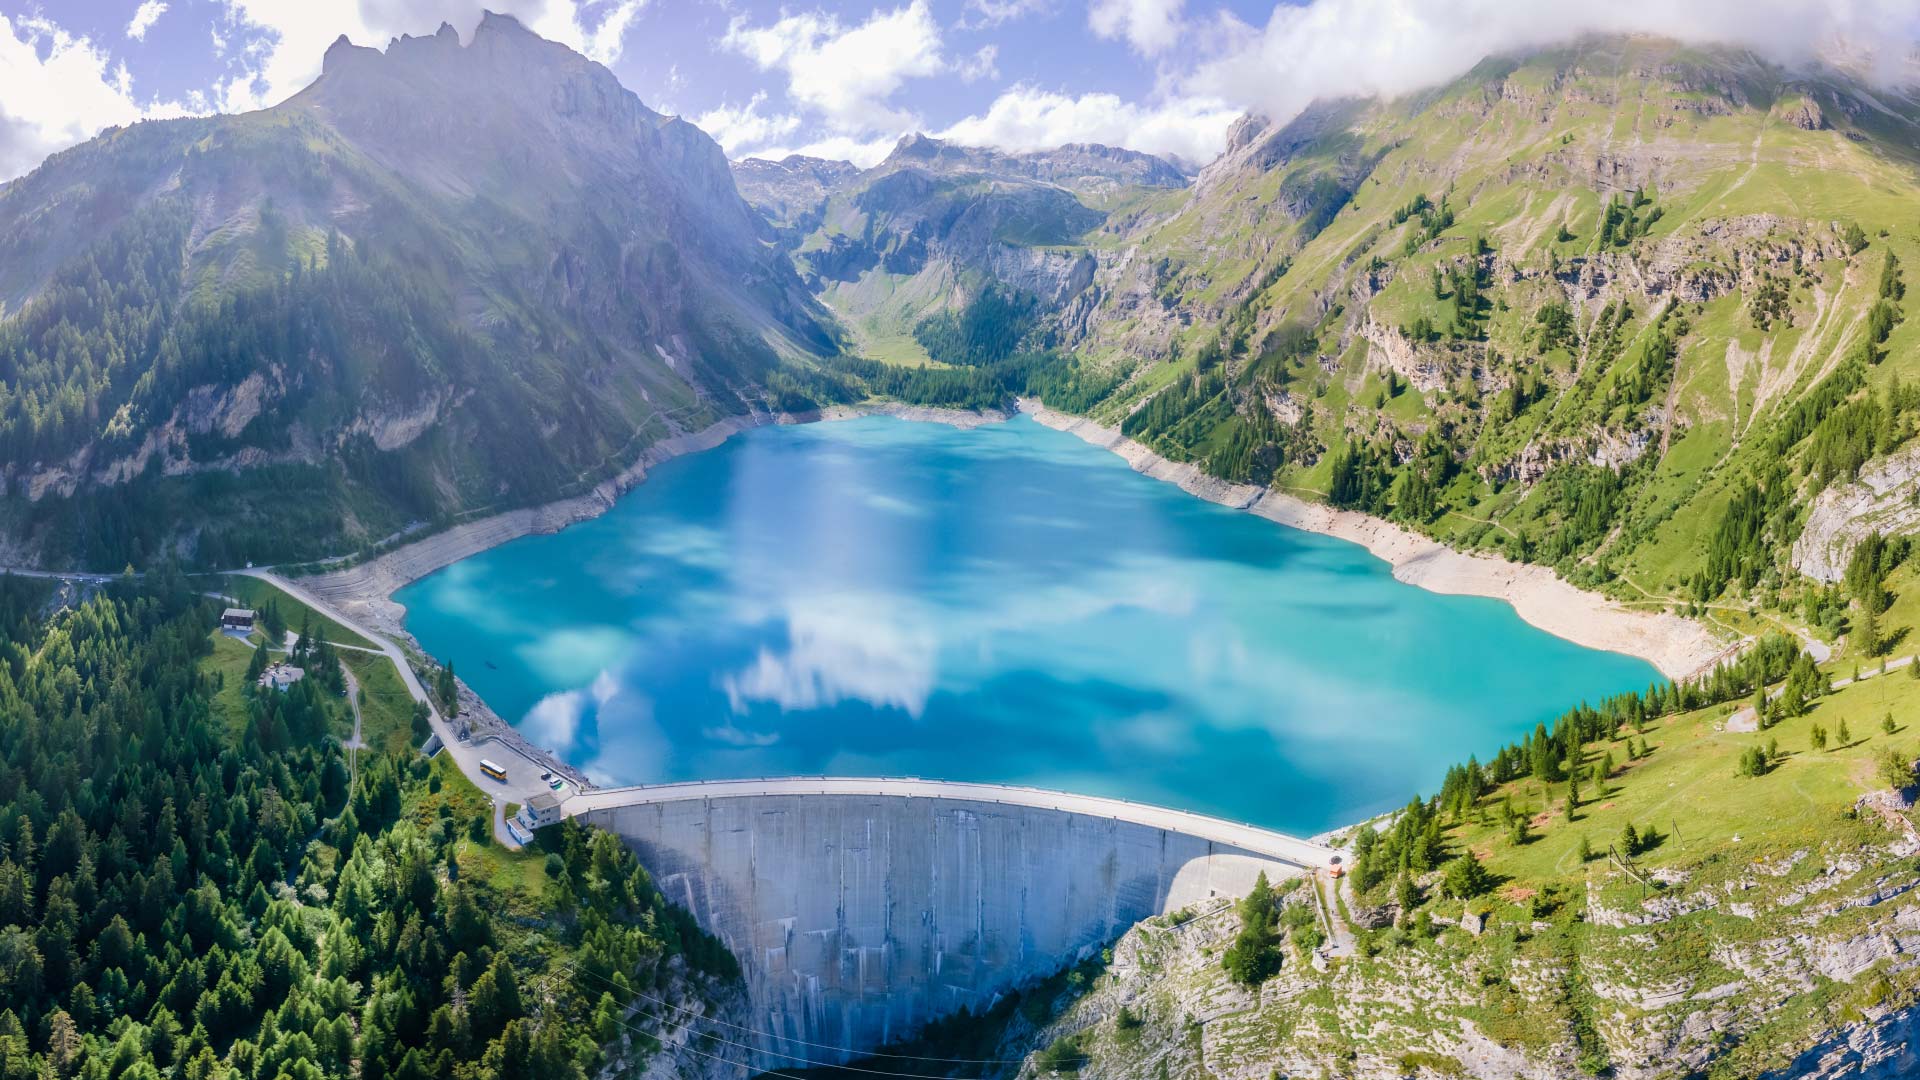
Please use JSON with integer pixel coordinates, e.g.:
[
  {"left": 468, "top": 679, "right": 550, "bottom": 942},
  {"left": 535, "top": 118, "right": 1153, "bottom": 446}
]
[{"left": 568, "top": 779, "right": 1333, "bottom": 1065}]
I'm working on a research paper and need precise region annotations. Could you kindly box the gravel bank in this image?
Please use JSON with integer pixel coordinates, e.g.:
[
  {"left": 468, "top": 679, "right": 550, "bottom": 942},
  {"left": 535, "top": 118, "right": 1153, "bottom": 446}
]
[
  {"left": 299, "top": 402, "right": 1002, "bottom": 636},
  {"left": 1019, "top": 400, "right": 1732, "bottom": 680},
  {"left": 300, "top": 396, "right": 1726, "bottom": 688}
]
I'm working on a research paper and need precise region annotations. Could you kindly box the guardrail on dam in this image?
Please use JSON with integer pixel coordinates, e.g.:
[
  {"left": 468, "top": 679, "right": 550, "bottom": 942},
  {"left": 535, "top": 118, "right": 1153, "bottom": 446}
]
[{"left": 564, "top": 777, "right": 1340, "bottom": 1066}]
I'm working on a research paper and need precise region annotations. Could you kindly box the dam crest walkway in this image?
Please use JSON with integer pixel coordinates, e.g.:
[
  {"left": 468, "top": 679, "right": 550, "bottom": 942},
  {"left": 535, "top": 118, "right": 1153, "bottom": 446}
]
[{"left": 562, "top": 775, "right": 1342, "bottom": 869}]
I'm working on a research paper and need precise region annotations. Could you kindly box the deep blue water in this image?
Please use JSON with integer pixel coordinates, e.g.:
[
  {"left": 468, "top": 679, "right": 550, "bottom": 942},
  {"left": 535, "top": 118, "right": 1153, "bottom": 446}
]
[{"left": 397, "top": 415, "right": 1658, "bottom": 833}]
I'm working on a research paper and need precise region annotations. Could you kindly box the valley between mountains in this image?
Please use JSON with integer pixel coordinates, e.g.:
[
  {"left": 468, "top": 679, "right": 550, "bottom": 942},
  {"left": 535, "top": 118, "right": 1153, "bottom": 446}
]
[{"left": 3, "top": 14, "right": 1920, "bottom": 1080}]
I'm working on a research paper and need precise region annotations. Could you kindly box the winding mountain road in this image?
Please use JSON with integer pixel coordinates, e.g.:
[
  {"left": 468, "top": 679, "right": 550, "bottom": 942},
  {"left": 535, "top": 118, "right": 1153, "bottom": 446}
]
[{"left": 234, "top": 569, "right": 552, "bottom": 846}]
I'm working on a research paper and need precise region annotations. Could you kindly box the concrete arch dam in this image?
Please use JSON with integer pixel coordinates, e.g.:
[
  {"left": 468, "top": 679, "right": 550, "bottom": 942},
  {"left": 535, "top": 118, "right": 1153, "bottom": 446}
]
[{"left": 564, "top": 777, "right": 1340, "bottom": 1064}]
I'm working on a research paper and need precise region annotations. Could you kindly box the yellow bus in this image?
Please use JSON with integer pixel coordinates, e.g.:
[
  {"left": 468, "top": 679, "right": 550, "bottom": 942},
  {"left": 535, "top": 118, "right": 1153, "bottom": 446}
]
[{"left": 479, "top": 759, "right": 507, "bottom": 782}]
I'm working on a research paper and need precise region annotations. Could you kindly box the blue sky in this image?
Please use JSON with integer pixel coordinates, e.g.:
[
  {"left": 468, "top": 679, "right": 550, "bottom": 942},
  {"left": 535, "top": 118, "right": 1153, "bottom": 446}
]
[{"left": 1, "top": 0, "right": 1915, "bottom": 181}]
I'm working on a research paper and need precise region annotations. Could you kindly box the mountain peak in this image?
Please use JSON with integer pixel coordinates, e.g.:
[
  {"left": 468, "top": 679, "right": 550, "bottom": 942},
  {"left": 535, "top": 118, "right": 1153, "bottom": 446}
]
[
  {"left": 321, "top": 33, "right": 380, "bottom": 76},
  {"left": 892, "top": 132, "right": 938, "bottom": 155},
  {"left": 474, "top": 10, "right": 536, "bottom": 38}
]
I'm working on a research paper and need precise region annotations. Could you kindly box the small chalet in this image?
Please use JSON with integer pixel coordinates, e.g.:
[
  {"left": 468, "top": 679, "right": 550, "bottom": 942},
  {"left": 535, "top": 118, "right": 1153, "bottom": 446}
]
[
  {"left": 221, "top": 608, "right": 256, "bottom": 631},
  {"left": 259, "top": 663, "right": 305, "bottom": 691}
]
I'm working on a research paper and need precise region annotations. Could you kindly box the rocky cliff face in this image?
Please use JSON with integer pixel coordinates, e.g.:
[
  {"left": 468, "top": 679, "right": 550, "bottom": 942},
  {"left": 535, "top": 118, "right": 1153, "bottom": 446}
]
[
  {"left": 1794, "top": 443, "right": 1920, "bottom": 582},
  {"left": 292, "top": 13, "right": 822, "bottom": 346},
  {"left": 0, "top": 11, "right": 834, "bottom": 566},
  {"left": 872, "top": 133, "right": 1188, "bottom": 198},
  {"left": 730, "top": 154, "right": 860, "bottom": 241},
  {"left": 993, "top": 807, "right": 1920, "bottom": 1080}
]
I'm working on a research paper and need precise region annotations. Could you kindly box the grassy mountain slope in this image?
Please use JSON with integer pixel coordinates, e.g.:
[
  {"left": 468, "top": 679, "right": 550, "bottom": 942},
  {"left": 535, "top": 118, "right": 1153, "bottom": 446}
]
[
  {"left": 757, "top": 39, "right": 1920, "bottom": 670},
  {"left": 0, "top": 14, "right": 835, "bottom": 569},
  {"left": 1055, "top": 38, "right": 1920, "bottom": 657},
  {"left": 757, "top": 43, "right": 1920, "bottom": 1077},
  {"left": 901, "top": 662, "right": 1920, "bottom": 1080},
  {"left": 733, "top": 136, "right": 1185, "bottom": 367}
]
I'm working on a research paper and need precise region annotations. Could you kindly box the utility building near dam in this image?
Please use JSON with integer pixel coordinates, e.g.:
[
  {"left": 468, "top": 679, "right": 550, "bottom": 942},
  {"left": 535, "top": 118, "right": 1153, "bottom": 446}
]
[{"left": 565, "top": 777, "right": 1337, "bottom": 1067}]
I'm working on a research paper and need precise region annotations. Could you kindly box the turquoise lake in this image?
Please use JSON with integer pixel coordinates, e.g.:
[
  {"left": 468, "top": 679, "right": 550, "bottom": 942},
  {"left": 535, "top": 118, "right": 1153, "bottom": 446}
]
[{"left": 397, "top": 415, "right": 1660, "bottom": 834}]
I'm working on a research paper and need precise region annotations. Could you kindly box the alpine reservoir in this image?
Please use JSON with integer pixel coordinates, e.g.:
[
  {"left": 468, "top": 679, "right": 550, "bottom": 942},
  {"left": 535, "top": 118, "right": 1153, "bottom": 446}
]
[{"left": 397, "top": 414, "right": 1659, "bottom": 834}]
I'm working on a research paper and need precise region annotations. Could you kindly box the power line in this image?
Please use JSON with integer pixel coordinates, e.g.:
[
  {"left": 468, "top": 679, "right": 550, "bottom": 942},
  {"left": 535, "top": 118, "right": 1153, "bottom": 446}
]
[
  {"left": 565, "top": 958, "right": 1068, "bottom": 1066},
  {"left": 569, "top": 974, "right": 979, "bottom": 1079},
  {"left": 564, "top": 959, "right": 1070, "bottom": 1078}
]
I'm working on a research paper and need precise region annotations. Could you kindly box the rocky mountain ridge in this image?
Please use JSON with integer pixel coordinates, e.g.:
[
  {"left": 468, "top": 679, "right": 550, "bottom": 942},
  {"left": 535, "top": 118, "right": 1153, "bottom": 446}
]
[{"left": 0, "top": 11, "right": 834, "bottom": 567}]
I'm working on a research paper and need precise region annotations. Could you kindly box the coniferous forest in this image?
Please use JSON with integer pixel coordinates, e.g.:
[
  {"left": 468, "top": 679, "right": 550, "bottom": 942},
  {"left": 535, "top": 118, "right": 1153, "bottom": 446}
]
[{"left": 0, "top": 572, "right": 733, "bottom": 1080}]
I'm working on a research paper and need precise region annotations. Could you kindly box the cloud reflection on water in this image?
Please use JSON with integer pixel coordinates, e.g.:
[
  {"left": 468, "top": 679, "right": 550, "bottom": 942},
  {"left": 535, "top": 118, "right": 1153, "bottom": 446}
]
[
  {"left": 720, "top": 593, "right": 940, "bottom": 716},
  {"left": 398, "top": 415, "right": 1663, "bottom": 833}
]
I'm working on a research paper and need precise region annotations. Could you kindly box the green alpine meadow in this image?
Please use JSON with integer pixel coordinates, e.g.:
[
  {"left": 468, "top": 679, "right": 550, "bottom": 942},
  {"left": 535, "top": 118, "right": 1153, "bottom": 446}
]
[{"left": 1, "top": 5, "right": 1919, "bottom": 1079}]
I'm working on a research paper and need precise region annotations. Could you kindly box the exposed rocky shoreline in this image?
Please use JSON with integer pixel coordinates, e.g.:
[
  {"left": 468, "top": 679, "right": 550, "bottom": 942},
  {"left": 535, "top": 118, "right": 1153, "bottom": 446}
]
[
  {"left": 1017, "top": 400, "right": 1731, "bottom": 681},
  {"left": 299, "top": 400, "right": 1002, "bottom": 638},
  {"left": 297, "top": 400, "right": 1003, "bottom": 795},
  {"left": 300, "top": 393, "right": 1727, "bottom": 751}
]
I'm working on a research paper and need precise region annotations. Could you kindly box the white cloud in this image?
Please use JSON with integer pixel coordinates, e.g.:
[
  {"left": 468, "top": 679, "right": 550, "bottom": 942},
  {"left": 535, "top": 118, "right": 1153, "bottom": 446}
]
[
  {"left": 694, "top": 92, "right": 801, "bottom": 157},
  {"left": 936, "top": 84, "right": 1238, "bottom": 164},
  {"left": 520, "top": 668, "right": 621, "bottom": 753},
  {"left": 0, "top": 14, "right": 199, "bottom": 181},
  {"left": 522, "top": 689, "right": 586, "bottom": 752},
  {"left": 581, "top": 0, "right": 647, "bottom": 65},
  {"left": 962, "top": 0, "right": 1052, "bottom": 28},
  {"left": 700, "top": 722, "right": 781, "bottom": 747},
  {"left": 1186, "top": 0, "right": 1920, "bottom": 135},
  {"left": 126, "top": 0, "right": 169, "bottom": 40},
  {"left": 721, "top": 1, "right": 946, "bottom": 135},
  {"left": 732, "top": 131, "right": 902, "bottom": 168},
  {"left": 958, "top": 43, "right": 1000, "bottom": 83},
  {"left": 1088, "top": 0, "right": 1184, "bottom": 55}
]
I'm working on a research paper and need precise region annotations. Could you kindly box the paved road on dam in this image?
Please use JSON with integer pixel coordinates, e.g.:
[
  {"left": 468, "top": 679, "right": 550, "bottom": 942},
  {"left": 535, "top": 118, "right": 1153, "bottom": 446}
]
[{"left": 564, "top": 776, "right": 1344, "bottom": 868}]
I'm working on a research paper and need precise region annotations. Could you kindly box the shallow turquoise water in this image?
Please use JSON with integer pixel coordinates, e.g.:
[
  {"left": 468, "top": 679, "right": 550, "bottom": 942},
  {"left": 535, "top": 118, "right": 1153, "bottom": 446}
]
[{"left": 398, "top": 415, "right": 1659, "bottom": 834}]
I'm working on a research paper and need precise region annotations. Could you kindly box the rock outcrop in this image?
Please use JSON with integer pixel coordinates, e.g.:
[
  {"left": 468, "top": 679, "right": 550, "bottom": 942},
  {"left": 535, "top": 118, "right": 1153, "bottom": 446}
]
[{"left": 1792, "top": 443, "right": 1920, "bottom": 582}]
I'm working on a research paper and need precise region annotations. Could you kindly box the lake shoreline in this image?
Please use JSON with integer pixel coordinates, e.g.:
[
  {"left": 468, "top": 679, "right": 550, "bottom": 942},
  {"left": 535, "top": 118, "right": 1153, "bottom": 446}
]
[
  {"left": 302, "top": 396, "right": 1730, "bottom": 683},
  {"left": 300, "top": 401, "right": 1003, "bottom": 638},
  {"left": 1017, "top": 399, "right": 1733, "bottom": 681}
]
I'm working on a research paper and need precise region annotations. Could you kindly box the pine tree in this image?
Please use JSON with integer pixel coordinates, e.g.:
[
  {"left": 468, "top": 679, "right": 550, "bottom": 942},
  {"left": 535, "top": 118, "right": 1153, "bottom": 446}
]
[
  {"left": 1221, "top": 872, "right": 1282, "bottom": 986},
  {"left": 1441, "top": 853, "right": 1492, "bottom": 900}
]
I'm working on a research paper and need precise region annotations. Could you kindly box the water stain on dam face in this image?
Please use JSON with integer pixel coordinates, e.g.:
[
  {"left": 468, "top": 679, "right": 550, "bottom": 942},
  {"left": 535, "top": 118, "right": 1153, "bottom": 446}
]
[{"left": 575, "top": 786, "right": 1321, "bottom": 1064}]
